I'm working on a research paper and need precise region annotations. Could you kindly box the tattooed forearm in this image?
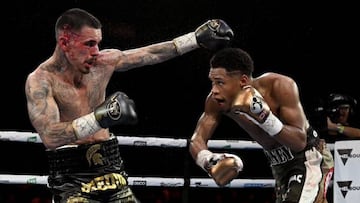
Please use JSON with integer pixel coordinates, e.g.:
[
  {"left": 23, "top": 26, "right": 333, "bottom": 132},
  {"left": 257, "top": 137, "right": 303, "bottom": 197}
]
[{"left": 117, "top": 41, "right": 177, "bottom": 71}]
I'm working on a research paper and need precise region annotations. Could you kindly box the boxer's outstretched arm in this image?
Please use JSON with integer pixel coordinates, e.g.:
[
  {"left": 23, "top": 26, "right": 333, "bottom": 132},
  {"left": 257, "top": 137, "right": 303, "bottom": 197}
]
[{"left": 113, "top": 19, "right": 234, "bottom": 72}]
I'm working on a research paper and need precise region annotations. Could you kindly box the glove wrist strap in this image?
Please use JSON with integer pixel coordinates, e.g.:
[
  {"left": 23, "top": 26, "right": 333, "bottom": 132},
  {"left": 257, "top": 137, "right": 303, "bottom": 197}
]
[
  {"left": 260, "top": 112, "right": 283, "bottom": 136},
  {"left": 173, "top": 32, "right": 199, "bottom": 55},
  {"left": 196, "top": 149, "right": 213, "bottom": 171},
  {"left": 72, "top": 112, "right": 102, "bottom": 140}
]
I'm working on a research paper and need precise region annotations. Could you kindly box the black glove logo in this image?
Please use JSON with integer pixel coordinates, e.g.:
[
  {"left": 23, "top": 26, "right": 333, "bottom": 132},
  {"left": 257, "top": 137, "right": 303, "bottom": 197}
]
[
  {"left": 205, "top": 154, "right": 223, "bottom": 170},
  {"left": 250, "top": 95, "right": 263, "bottom": 114},
  {"left": 106, "top": 97, "right": 121, "bottom": 120}
]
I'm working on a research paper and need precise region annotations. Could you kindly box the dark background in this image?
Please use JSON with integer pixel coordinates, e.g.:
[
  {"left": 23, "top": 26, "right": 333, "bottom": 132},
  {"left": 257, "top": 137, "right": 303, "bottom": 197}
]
[
  {"left": 3, "top": 0, "right": 359, "bottom": 135},
  {"left": 1, "top": 0, "right": 358, "bottom": 202}
]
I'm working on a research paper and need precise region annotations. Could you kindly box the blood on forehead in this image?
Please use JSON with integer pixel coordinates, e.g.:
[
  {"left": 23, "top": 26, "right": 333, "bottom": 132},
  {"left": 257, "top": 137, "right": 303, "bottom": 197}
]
[{"left": 61, "top": 24, "right": 81, "bottom": 40}]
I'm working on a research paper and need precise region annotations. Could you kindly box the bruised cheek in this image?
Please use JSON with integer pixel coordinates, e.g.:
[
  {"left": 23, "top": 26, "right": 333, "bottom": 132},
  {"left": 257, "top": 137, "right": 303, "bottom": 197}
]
[
  {"left": 72, "top": 41, "right": 89, "bottom": 56},
  {"left": 71, "top": 47, "right": 89, "bottom": 60},
  {"left": 78, "top": 49, "right": 89, "bottom": 56}
]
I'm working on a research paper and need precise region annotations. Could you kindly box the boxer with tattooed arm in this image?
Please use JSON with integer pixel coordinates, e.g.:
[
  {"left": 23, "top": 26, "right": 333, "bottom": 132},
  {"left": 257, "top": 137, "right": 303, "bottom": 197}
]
[{"left": 25, "top": 8, "right": 234, "bottom": 203}]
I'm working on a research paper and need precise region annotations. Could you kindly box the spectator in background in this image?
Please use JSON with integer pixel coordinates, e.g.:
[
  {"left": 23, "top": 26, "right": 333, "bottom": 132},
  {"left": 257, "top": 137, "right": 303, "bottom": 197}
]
[
  {"left": 308, "top": 92, "right": 360, "bottom": 203},
  {"left": 323, "top": 93, "right": 360, "bottom": 143}
]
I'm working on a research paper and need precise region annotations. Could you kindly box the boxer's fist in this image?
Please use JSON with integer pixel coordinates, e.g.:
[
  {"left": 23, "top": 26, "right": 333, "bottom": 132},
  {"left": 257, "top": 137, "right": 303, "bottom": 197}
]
[
  {"left": 232, "top": 86, "right": 283, "bottom": 136},
  {"left": 95, "top": 91, "right": 138, "bottom": 127},
  {"left": 72, "top": 92, "right": 137, "bottom": 140},
  {"left": 196, "top": 150, "right": 243, "bottom": 187},
  {"left": 195, "top": 19, "right": 234, "bottom": 51},
  {"left": 173, "top": 19, "right": 234, "bottom": 55},
  {"left": 232, "top": 86, "right": 270, "bottom": 123}
]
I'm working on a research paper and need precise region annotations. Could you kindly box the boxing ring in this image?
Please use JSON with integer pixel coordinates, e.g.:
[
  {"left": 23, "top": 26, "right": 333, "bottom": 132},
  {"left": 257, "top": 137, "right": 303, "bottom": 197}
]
[{"left": 0, "top": 131, "right": 337, "bottom": 202}]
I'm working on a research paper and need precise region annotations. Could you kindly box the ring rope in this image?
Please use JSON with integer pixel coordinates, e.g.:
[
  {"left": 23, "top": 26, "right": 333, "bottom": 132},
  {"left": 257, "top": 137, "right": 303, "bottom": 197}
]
[
  {"left": 0, "top": 131, "right": 260, "bottom": 149},
  {"left": 0, "top": 174, "right": 275, "bottom": 188},
  {"left": 0, "top": 130, "right": 333, "bottom": 188},
  {"left": 0, "top": 130, "right": 334, "bottom": 150}
]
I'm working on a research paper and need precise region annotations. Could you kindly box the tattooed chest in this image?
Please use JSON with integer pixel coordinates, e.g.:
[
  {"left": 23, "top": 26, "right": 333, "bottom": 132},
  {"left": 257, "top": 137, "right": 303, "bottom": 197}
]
[{"left": 53, "top": 82, "right": 104, "bottom": 117}]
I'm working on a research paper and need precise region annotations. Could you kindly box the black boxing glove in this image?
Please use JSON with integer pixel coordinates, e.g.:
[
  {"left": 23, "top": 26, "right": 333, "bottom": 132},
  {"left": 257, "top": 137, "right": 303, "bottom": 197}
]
[
  {"left": 94, "top": 91, "right": 137, "bottom": 127},
  {"left": 72, "top": 91, "right": 137, "bottom": 140},
  {"left": 195, "top": 19, "right": 234, "bottom": 51},
  {"left": 173, "top": 19, "right": 234, "bottom": 55}
]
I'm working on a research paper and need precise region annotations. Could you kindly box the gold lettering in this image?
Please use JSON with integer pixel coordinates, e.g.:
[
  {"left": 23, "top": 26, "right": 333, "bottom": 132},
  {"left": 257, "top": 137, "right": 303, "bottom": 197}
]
[
  {"left": 104, "top": 173, "right": 117, "bottom": 190},
  {"left": 80, "top": 173, "right": 127, "bottom": 193},
  {"left": 67, "top": 196, "right": 89, "bottom": 203},
  {"left": 81, "top": 181, "right": 91, "bottom": 193}
]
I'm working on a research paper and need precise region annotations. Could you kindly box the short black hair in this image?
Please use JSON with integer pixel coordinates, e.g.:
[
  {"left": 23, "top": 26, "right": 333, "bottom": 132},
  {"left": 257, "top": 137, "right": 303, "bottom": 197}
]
[
  {"left": 55, "top": 8, "right": 102, "bottom": 38},
  {"left": 210, "top": 47, "right": 254, "bottom": 76}
]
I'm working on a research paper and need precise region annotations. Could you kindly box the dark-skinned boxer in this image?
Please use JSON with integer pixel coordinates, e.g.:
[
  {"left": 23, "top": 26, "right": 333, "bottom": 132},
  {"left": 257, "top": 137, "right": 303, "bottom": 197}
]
[{"left": 189, "top": 48, "right": 334, "bottom": 203}]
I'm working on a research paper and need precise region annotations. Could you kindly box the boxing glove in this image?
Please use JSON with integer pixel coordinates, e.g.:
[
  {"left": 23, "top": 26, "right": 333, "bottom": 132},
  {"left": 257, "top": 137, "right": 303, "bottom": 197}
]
[
  {"left": 196, "top": 149, "right": 243, "bottom": 187},
  {"left": 94, "top": 91, "right": 137, "bottom": 127},
  {"left": 232, "top": 86, "right": 283, "bottom": 136},
  {"left": 72, "top": 91, "right": 137, "bottom": 140},
  {"left": 195, "top": 19, "right": 234, "bottom": 51},
  {"left": 173, "top": 19, "right": 234, "bottom": 55}
]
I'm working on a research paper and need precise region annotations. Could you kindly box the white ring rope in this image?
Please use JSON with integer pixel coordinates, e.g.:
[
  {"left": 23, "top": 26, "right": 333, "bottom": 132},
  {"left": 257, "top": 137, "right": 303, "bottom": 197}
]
[
  {"left": 1, "top": 130, "right": 334, "bottom": 150},
  {"left": 0, "top": 174, "right": 275, "bottom": 188},
  {"left": 0, "top": 130, "right": 262, "bottom": 149},
  {"left": 0, "top": 130, "right": 333, "bottom": 188}
]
